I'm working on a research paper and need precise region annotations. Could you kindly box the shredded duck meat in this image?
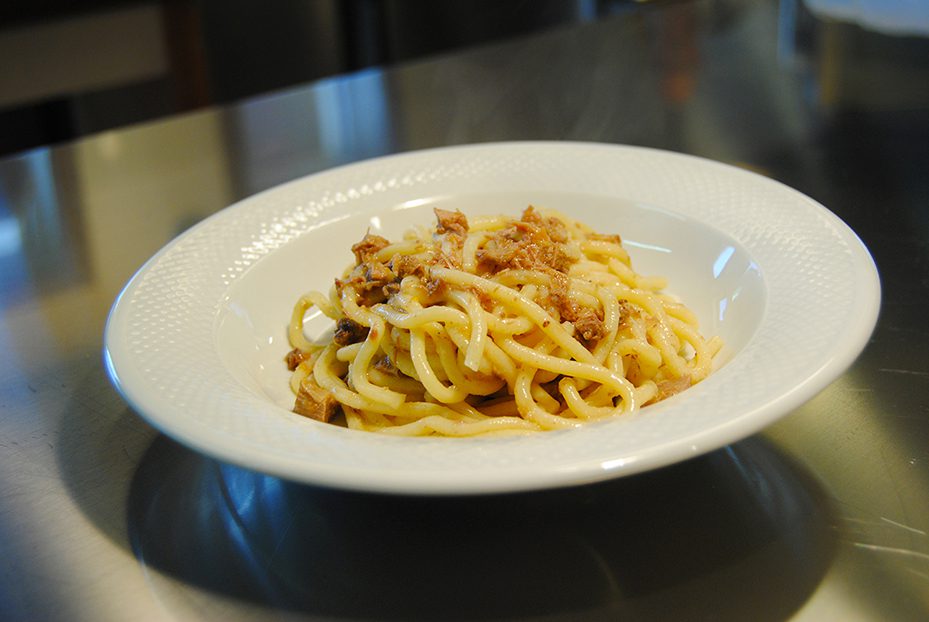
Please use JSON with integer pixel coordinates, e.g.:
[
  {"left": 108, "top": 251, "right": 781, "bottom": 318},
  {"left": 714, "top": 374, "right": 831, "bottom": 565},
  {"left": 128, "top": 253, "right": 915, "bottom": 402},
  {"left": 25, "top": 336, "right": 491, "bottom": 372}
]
[
  {"left": 333, "top": 317, "right": 369, "bottom": 346},
  {"left": 434, "top": 208, "right": 469, "bottom": 237},
  {"left": 337, "top": 207, "right": 609, "bottom": 345},
  {"left": 476, "top": 208, "right": 574, "bottom": 276},
  {"left": 351, "top": 233, "right": 390, "bottom": 263}
]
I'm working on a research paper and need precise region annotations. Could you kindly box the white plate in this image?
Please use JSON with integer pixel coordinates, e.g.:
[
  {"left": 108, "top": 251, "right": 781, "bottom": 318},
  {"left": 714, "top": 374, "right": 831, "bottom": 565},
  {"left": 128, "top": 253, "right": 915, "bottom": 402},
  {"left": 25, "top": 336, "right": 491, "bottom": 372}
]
[{"left": 104, "top": 142, "right": 880, "bottom": 494}]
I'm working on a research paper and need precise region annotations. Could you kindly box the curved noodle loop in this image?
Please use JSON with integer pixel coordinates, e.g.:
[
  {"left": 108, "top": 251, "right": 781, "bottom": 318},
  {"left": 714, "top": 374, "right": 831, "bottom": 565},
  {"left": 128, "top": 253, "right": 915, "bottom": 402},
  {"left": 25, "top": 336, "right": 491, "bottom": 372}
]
[{"left": 285, "top": 206, "right": 722, "bottom": 436}]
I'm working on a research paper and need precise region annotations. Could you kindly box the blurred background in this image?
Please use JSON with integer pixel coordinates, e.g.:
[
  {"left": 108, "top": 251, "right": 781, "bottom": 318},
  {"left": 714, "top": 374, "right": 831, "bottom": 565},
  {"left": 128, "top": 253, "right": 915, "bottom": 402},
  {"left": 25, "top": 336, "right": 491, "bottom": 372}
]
[
  {"left": 2, "top": 0, "right": 926, "bottom": 158},
  {"left": 1, "top": 0, "right": 625, "bottom": 157}
]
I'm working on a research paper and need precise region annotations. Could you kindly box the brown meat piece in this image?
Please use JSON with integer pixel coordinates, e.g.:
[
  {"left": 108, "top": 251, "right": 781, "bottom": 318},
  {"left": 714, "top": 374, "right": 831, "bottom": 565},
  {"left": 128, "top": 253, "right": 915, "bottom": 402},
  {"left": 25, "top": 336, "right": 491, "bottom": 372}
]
[
  {"left": 521, "top": 206, "right": 569, "bottom": 243},
  {"left": 425, "top": 274, "right": 447, "bottom": 296},
  {"left": 434, "top": 208, "right": 469, "bottom": 236},
  {"left": 573, "top": 308, "right": 605, "bottom": 342},
  {"left": 521, "top": 205, "right": 543, "bottom": 225},
  {"left": 653, "top": 375, "right": 692, "bottom": 403},
  {"left": 477, "top": 221, "right": 574, "bottom": 275},
  {"left": 342, "top": 260, "right": 397, "bottom": 293},
  {"left": 546, "top": 269, "right": 572, "bottom": 320},
  {"left": 293, "top": 378, "right": 340, "bottom": 422},
  {"left": 547, "top": 269, "right": 605, "bottom": 342},
  {"left": 373, "top": 355, "right": 397, "bottom": 374},
  {"left": 351, "top": 233, "right": 390, "bottom": 264},
  {"left": 333, "top": 317, "right": 369, "bottom": 346},
  {"left": 617, "top": 301, "right": 640, "bottom": 330},
  {"left": 364, "top": 260, "right": 395, "bottom": 286},
  {"left": 391, "top": 254, "right": 427, "bottom": 278},
  {"left": 285, "top": 348, "right": 309, "bottom": 371},
  {"left": 542, "top": 216, "right": 569, "bottom": 244}
]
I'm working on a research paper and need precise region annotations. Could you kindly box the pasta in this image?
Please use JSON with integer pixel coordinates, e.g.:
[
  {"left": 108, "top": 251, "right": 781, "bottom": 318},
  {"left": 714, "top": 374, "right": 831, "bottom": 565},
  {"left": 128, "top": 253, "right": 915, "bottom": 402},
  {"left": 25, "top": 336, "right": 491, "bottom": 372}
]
[{"left": 285, "top": 206, "right": 722, "bottom": 436}]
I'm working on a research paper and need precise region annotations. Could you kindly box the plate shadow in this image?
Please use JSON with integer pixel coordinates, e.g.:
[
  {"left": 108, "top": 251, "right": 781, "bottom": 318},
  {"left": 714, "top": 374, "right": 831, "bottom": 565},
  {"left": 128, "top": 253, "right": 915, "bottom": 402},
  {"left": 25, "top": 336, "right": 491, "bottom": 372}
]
[{"left": 128, "top": 435, "right": 836, "bottom": 620}]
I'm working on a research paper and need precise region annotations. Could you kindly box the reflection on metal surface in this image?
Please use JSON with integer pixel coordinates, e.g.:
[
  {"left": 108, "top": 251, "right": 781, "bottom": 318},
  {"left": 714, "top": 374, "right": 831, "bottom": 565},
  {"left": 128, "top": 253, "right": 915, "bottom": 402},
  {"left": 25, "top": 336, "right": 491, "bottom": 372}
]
[
  {"left": 128, "top": 436, "right": 834, "bottom": 620},
  {"left": 222, "top": 69, "right": 396, "bottom": 198},
  {"left": 0, "top": 150, "right": 87, "bottom": 308},
  {"left": 765, "top": 363, "right": 929, "bottom": 620},
  {"left": 804, "top": 0, "right": 929, "bottom": 37}
]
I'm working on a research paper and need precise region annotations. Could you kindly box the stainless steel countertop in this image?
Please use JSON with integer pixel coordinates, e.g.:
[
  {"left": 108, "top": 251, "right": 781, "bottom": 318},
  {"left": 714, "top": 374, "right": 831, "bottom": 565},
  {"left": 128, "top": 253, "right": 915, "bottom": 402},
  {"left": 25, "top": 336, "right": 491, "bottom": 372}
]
[{"left": 2, "top": 1, "right": 928, "bottom": 620}]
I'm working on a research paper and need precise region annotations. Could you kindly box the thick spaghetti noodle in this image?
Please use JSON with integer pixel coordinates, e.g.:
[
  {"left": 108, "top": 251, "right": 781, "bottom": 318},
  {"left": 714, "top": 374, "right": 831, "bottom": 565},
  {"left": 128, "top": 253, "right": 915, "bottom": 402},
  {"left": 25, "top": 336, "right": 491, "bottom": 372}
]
[{"left": 285, "top": 206, "right": 721, "bottom": 436}]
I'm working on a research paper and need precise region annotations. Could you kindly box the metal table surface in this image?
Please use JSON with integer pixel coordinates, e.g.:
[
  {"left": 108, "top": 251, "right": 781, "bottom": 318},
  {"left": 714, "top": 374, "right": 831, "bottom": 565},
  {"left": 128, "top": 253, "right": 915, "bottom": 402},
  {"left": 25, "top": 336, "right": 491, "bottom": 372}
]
[{"left": 2, "top": 1, "right": 928, "bottom": 620}]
